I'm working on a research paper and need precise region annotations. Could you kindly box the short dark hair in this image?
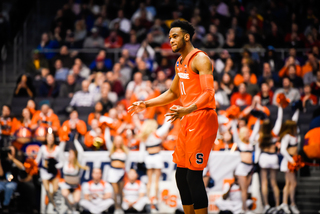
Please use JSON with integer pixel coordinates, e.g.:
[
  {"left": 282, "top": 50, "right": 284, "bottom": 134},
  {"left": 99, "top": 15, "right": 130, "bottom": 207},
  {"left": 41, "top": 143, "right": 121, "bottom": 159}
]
[{"left": 170, "top": 20, "right": 195, "bottom": 39}]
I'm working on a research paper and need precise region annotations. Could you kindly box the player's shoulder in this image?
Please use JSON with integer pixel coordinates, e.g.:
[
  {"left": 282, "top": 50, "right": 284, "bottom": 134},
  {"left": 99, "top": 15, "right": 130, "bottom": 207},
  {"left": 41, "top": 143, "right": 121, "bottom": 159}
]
[{"left": 192, "top": 51, "right": 211, "bottom": 64}]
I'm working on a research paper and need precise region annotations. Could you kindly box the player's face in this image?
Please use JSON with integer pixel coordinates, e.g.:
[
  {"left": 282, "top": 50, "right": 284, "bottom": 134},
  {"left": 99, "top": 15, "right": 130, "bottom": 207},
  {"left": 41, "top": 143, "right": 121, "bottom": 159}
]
[{"left": 169, "top": 27, "right": 186, "bottom": 53}]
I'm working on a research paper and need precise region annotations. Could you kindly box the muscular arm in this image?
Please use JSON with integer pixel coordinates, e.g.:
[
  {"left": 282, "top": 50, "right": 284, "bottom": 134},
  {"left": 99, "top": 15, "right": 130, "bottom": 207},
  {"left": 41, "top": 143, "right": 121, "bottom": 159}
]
[
  {"left": 186, "top": 52, "right": 215, "bottom": 112},
  {"left": 145, "top": 73, "right": 180, "bottom": 108}
]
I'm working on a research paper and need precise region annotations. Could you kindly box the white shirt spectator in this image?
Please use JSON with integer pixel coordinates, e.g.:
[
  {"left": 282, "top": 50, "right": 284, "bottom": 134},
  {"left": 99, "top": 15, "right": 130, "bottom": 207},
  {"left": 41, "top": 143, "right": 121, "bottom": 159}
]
[
  {"left": 82, "top": 180, "right": 113, "bottom": 196},
  {"left": 272, "top": 88, "right": 301, "bottom": 105},
  {"left": 215, "top": 90, "right": 230, "bottom": 106},
  {"left": 126, "top": 80, "right": 147, "bottom": 95},
  {"left": 109, "top": 18, "right": 131, "bottom": 34},
  {"left": 70, "top": 91, "right": 95, "bottom": 107}
]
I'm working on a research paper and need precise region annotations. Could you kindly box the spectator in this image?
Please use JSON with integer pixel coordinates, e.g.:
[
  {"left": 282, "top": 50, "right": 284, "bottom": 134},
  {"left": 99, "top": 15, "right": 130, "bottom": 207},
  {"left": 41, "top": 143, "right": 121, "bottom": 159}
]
[
  {"left": 155, "top": 57, "right": 175, "bottom": 79},
  {"left": 52, "top": 46, "right": 74, "bottom": 69},
  {"left": 123, "top": 34, "right": 141, "bottom": 58},
  {"left": 215, "top": 50, "right": 230, "bottom": 74},
  {"left": 88, "top": 102, "right": 104, "bottom": 125},
  {"left": 64, "top": 31, "right": 82, "bottom": 49},
  {"left": 258, "top": 62, "right": 280, "bottom": 86},
  {"left": 137, "top": 42, "right": 156, "bottom": 72},
  {"left": 106, "top": 72, "right": 124, "bottom": 97},
  {"left": 25, "top": 50, "right": 49, "bottom": 76},
  {"left": 303, "top": 67, "right": 320, "bottom": 85},
  {"left": 84, "top": 119, "right": 105, "bottom": 150},
  {"left": 60, "top": 110, "right": 87, "bottom": 141},
  {"left": 265, "top": 22, "right": 284, "bottom": 48},
  {"left": 39, "top": 74, "right": 60, "bottom": 98},
  {"left": 257, "top": 82, "right": 274, "bottom": 106},
  {"left": 14, "top": 74, "right": 35, "bottom": 98},
  {"left": 11, "top": 108, "right": 32, "bottom": 134},
  {"left": 310, "top": 70, "right": 320, "bottom": 97},
  {"left": 263, "top": 46, "right": 282, "bottom": 72},
  {"left": 220, "top": 73, "right": 236, "bottom": 99},
  {"left": 69, "top": 64, "right": 85, "bottom": 84},
  {"left": 89, "top": 72, "right": 105, "bottom": 95},
  {"left": 243, "top": 71, "right": 259, "bottom": 97},
  {"left": 70, "top": 80, "right": 95, "bottom": 107},
  {"left": 89, "top": 50, "right": 113, "bottom": 71},
  {"left": 302, "top": 53, "right": 320, "bottom": 78},
  {"left": 132, "top": 59, "right": 151, "bottom": 81},
  {"left": 149, "top": 23, "right": 166, "bottom": 46},
  {"left": 202, "top": 33, "right": 219, "bottom": 49},
  {"left": 273, "top": 77, "right": 301, "bottom": 105},
  {"left": 54, "top": 59, "right": 69, "bottom": 81},
  {"left": 131, "top": 2, "right": 154, "bottom": 23},
  {"left": 0, "top": 105, "right": 14, "bottom": 147},
  {"left": 74, "top": 20, "right": 87, "bottom": 42},
  {"left": 301, "top": 85, "right": 318, "bottom": 108},
  {"left": 104, "top": 30, "right": 123, "bottom": 49},
  {"left": 74, "top": 58, "right": 90, "bottom": 79},
  {"left": 242, "top": 33, "right": 263, "bottom": 61},
  {"left": 122, "top": 169, "right": 149, "bottom": 213},
  {"left": 94, "top": 16, "right": 109, "bottom": 38},
  {"left": 91, "top": 57, "right": 109, "bottom": 73},
  {"left": 234, "top": 65, "right": 257, "bottom": 87},
  {"left": 97, "top": 81, "right": 118, "bottom": 107},
  {"left": 279, "top": 56, "right": 302, "bottom": 78},
  {"left": 30, "top": 103, "right": 60, "bottom": 132},
  {"left": 208, "top": 24, "right": 224, "bottom": 48},
  {"left": 0, "top": 146, "right": 19, "bottom": 212},
  {"left": 153, "top": 70, "right": 167, "bottom": 93},
  {"left": 109, "top": 9, "right": 131, "bottom": 34},
  {"left": 37, "top": 32, "right": 59, "bottom": 59},
  {"left": 83, "top": 27, "right": 104, "bottom": 48},
  {"left": 285, "top": 32, "right": 304, "bottom": 49},
  {"left": 126, "top": 72, "right": 147, "bottom": 95},
  {"left": 230, "top": 83, "right": 252, "bottom": 106},
  {"left": 287, "top": 64, "right": 304, "bottom": 89},
  {"left": 214, "top": 80, "right": 230, "bottom": 107},
  {"left": 79, "top": 168, "right": 114, "bottom": 213},
  {"left": 246, "top": 6, "right": 263, "bottom": 30}
]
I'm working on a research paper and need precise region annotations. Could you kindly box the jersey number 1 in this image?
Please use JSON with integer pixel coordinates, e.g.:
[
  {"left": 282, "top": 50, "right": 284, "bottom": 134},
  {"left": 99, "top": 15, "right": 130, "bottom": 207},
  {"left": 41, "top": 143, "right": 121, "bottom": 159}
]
[{"left": 180, "top": 82, "right": 186, "bottom": 95}]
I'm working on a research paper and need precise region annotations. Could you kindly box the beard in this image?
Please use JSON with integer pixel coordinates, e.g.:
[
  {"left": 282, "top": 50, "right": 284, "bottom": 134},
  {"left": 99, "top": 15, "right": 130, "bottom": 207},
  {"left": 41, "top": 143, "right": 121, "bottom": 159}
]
[{"left": 172, "top": 38, "right": 186, "bottom": 53}]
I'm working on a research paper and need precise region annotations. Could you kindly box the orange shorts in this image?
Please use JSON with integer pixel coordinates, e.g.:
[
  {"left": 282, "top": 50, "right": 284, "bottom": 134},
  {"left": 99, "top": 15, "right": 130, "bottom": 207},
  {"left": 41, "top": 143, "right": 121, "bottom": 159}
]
[{"left": 172, "top": 108, "right": 218, "bottom": 170}]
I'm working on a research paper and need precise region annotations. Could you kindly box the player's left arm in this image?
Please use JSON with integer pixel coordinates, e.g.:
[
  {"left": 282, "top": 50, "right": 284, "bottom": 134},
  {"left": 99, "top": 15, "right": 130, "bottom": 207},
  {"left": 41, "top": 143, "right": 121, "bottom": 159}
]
[{"left": 166, "top": 53, "right": 214, "bottom": 122}]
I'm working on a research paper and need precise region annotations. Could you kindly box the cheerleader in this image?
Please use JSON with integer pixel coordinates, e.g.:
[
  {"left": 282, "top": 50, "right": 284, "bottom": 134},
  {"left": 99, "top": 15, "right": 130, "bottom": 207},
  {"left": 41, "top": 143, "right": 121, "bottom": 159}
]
[
  {"left": 138, "top": 117, "right": 171, "bottom": 206},
  {"left": 35, "top": 129, "right": 63, "bottom": 210},
  {"left": 256, "top": 107, "right": 283, "bottom": 213},
  {"left": 107, "top": 135, "right": 129, "bottom": 214},
  {"left": 59, "top": 138, "right": 88, "bottom": 212},
  {"left": 279, "top": 109, "right": 300, "bottom": 214},
  {"left": 232, "top": 119, "right": 259, "bottom": 213}
]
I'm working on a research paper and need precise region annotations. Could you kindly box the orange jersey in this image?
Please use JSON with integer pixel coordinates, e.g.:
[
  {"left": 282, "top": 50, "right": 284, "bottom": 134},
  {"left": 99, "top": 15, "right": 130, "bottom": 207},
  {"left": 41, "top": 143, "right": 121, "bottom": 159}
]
[
  {"left": 0, "top": 117, "right": 15, "bottom": 135},
  {"left": 176, "top": 49, "right": 216, "bottom": 110}
]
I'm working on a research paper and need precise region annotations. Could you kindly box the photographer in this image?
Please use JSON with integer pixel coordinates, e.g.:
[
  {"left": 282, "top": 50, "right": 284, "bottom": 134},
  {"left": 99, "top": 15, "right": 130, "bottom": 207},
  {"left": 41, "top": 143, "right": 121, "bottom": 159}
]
[
  {"left": 0, "top": 105, "right": 14, "bottom": 147},
  {"left": 0, "top": 146, "right": 19, "bottom": 212}
]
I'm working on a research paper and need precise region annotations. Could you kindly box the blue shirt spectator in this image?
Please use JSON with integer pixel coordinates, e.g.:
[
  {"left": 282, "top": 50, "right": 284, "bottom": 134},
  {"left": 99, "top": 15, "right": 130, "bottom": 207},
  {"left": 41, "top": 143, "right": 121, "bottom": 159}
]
[{"left": 37, "top": 33, "right": 59, "bottom": 59}]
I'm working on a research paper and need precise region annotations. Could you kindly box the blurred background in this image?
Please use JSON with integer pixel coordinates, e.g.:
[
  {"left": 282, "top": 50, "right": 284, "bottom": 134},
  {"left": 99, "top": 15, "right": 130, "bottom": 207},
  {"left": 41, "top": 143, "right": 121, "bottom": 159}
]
[{"left": 0, "top": 0, "right": 320, "bottom": 214}]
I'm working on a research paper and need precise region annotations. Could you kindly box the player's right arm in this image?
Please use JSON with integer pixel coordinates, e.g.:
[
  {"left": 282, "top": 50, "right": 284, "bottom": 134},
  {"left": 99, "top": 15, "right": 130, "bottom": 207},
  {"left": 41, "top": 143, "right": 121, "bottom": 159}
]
[{"left": 128, "top": 71, "right": 180, "bottom": 114}]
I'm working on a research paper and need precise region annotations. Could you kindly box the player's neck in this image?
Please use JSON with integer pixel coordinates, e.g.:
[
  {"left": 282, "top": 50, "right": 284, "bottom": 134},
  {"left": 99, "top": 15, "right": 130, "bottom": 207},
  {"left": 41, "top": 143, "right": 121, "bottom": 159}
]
[{"left": 179, "top": 44, "right": 195, "bottom": 61}]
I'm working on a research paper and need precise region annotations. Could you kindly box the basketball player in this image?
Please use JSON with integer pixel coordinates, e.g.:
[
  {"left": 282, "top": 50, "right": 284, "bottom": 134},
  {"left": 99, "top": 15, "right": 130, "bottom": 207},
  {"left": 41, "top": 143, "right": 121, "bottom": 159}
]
[{"left": 128, "top": 20, "right": 218, "bottom": 214}]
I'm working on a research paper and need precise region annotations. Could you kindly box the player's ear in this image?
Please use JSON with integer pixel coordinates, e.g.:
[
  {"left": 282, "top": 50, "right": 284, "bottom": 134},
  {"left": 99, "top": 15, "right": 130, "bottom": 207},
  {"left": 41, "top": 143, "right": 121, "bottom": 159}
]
[{"left": 184, "top": 33, "right": 190, "bottom": 42}]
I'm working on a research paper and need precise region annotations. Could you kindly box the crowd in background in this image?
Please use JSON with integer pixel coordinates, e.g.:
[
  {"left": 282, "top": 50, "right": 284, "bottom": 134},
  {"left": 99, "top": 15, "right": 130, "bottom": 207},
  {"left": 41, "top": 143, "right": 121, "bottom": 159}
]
[{"left": 1, "top": 0, "right": 320, "bottom": 213}]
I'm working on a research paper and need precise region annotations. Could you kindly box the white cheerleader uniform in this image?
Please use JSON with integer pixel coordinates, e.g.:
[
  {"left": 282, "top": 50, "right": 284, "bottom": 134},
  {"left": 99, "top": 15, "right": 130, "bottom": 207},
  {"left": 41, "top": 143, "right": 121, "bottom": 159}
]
[
  {"left": 280, "top": 134, "right": 297, "bottom": 172},
  {"left": 139, "top": 117, "right": 172, "bottom": 169},
  {"left": 59, "top": 139, "right": 84, "bottom": 190},
  {"left": 107, "top": 151, "right": 127, "bottom": 183},
  {"left": 35, "top": 145, "right": 62, "bottom": 180},
  {"left": 232, "top": 120, "right": 256, "bottom": 176},
  {"left": 234, "top": 142, "right": 254, "bottom": 176}
]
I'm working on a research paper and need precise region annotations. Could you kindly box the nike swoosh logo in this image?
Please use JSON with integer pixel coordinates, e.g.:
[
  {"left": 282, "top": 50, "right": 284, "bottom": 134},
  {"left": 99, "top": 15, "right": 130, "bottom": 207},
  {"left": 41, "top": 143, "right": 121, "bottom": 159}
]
[{"left": 189, "top": 129, "right": 195, "bottom": 132}]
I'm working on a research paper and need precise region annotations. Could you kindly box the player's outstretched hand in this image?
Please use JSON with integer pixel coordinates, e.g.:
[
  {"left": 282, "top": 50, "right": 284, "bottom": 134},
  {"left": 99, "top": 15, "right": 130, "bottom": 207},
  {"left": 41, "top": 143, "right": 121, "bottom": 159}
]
[
  {"left": 165, "top": 105, "right": 192, "bottom": 123},
  {"left": 128, "top": 101, "right": 147, "bottom": 115}
]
